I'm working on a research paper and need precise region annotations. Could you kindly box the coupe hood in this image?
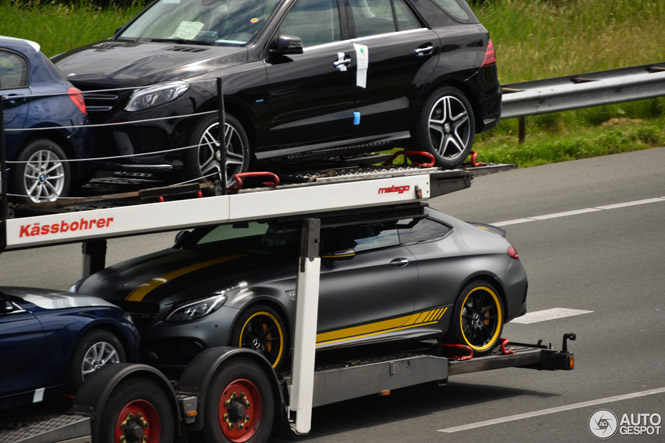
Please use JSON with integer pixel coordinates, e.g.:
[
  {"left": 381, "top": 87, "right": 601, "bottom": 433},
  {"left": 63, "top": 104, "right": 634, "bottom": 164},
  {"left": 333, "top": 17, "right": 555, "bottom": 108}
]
[
  {"left": 52, "top": 40, "right": 249, "bottom": 87},
  {"left": 76, "top": 248, "right": 292, "bottom": 306}
]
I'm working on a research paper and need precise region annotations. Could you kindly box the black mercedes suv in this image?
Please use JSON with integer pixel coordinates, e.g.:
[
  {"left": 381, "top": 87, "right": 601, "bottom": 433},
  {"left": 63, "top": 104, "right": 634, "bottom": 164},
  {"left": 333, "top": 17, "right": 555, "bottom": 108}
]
[{"left": 53, "top": 0, "right": 500, "bottom": 183}]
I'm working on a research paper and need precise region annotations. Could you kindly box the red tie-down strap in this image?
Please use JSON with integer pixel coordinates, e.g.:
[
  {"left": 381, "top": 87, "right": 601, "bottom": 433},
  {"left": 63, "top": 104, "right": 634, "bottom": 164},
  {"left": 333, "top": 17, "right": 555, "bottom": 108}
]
[
  {"left": 383, "top": 150, "right": 436, "bottom": 168},
  {"left": 440, "top": 343, "right": 474, "bottom": 361},
  {"left": 230, "top": 172, "right": 281, "bottom": 190},
  {"left": 499, "top": 338, "right": 515, "bottom": 355},
  {"left": 469, "top": 150, "right": 486, "bottom": 167}
]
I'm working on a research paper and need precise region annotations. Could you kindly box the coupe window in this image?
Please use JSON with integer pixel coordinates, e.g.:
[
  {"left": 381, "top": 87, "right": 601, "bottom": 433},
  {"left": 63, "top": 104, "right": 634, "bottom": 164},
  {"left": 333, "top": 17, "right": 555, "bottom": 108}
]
[
  {"left": 0, "top": 50, "right": 28, "bottom": 89},
  {"left": 119, "top": 0, "right": 279, "bottom": 45}
]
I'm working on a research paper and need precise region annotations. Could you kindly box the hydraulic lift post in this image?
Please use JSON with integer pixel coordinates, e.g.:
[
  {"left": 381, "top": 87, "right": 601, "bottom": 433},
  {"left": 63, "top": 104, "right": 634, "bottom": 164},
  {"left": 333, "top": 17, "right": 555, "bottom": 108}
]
[{"left": 289, "top": 218, "right": 321, "bottom": 434}]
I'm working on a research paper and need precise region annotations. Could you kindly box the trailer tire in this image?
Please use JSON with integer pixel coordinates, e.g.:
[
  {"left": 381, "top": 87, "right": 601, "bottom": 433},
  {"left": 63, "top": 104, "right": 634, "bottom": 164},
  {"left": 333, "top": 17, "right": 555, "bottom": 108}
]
[
  {"left": 447, "top": 280, "right": 504, "bottom": 356},
  {"left": 204, "top": 357, "right": 275, "bottom": 443},
  {"left": 98, "top": 377, "right": 175, "bottom": 443}
]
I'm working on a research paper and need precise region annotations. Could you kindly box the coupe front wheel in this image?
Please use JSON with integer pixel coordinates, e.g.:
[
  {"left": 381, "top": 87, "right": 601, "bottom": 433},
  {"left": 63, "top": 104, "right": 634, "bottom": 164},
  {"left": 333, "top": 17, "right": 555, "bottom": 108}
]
[
  {"left": 447, "top": 281, "right": 504, "bottom": 356},
  {"left": 231, "top": 305, "right": 287, "bottom": 370},
  {"left": 411, "top": 87, "right": 475, "bottom": 169}
]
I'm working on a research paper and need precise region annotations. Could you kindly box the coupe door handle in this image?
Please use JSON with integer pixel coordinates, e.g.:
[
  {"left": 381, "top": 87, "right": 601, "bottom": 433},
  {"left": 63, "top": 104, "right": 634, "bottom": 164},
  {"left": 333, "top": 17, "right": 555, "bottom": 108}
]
[
  {"left": 414, "top": 45, "right": 434, "bottom": 56},
  {"left": 390, "top": 257, "right": 410, "bottom": 267}
]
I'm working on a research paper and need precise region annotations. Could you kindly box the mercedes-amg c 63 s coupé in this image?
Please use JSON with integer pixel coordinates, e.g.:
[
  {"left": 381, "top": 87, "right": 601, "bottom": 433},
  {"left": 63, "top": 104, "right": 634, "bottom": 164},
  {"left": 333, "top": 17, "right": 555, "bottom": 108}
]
[{"left": 70, "top": 207, "right": 527, "bottom": 373}]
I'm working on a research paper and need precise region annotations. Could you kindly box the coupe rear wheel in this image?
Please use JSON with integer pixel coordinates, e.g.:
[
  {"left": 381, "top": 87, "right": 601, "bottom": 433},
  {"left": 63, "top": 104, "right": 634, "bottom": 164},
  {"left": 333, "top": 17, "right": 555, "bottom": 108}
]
[
  {"left": 11, "top": 138, "right": 71, "bottom": 203},
  {"left": 184, "top": 113, "right": 250, "bottom": 187},
  {"left": 204, "top": 358, "right": 274, "bottom": 443},
  {"left": 411, "top": 86, "right": 475, "bottom": 169},
  {"left": 231, "top": 305, "right": 287, "bottom": 370},
  {"left": 448, "top": 281, "right": 504, "bottom": 356}
]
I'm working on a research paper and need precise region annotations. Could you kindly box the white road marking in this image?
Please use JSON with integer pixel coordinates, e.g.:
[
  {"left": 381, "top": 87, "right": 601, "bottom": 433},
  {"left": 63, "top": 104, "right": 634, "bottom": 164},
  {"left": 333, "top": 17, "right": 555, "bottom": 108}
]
[
  {"left": 438, "top": 387, "right": 665, "bottom": 433},
  {"left": 510, "top": 307, "right": 593, "bottom": 324},
  {"left": 493, "top": 196, "right": 665, "bottom": 227}
]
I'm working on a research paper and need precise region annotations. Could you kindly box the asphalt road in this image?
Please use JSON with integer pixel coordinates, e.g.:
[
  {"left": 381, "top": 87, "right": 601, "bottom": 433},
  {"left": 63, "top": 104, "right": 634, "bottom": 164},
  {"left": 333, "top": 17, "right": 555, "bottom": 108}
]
[{"left": 1, "top": 148, "right": 664, "bottom": 442}]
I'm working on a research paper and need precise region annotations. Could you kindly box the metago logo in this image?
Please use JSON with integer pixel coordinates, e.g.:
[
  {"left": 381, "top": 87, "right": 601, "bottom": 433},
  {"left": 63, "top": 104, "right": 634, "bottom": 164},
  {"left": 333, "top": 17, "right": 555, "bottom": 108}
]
[{"left": 378, "top": 185, "right": 410, "bottom": 195}]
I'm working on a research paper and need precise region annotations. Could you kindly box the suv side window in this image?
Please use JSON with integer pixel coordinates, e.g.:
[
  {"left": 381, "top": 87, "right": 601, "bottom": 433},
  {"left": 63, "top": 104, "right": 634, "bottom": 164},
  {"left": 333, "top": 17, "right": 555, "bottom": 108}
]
[
  {"left": 397, "top": 217, "right": 451, "bottom": 244},
  {"left": 349, "top": 0, "right": 421, "bottom": 38},
  {"left": 280, "top": 0, "right": 342, "bottom": 47},
  {"left": 0, "top": 50, "right": 28, "bottom": 90}
]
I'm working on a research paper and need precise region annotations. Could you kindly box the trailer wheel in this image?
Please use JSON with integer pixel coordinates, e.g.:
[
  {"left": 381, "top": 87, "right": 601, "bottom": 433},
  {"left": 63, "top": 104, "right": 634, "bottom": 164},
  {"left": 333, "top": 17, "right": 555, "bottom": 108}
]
[
  {"left": 448, "top": 281, "right": 504, "bottom": 356},
  {"left": 411, "top": 86, "right": 475, "bottom": 169},
  {"left": 204, "top": 357, "right": 274, "bottom": 443},
  {"left": 99, "top": 378, "right": 174, "bottom": 443},
  {"left": 231, "top": 304, "right": 287, "bottom": 370}
]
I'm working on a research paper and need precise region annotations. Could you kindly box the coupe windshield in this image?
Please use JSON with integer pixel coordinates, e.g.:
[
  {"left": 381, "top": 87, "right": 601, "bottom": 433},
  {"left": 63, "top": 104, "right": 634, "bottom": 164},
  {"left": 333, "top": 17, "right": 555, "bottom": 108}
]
[{"left": 119, "top": 0, "right": 279, "bottom": 45}]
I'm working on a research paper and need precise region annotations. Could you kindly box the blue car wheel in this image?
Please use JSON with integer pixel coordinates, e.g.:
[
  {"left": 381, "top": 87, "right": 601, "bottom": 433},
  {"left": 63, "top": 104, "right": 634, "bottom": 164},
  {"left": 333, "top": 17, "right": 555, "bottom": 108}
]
[{"left": 12, "top": 138, "right": 71, "bottom": 203}]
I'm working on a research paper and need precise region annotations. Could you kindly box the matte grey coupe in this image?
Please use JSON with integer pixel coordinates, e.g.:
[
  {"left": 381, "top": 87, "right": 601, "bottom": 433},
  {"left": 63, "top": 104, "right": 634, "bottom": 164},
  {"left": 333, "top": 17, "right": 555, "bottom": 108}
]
[{"left": 70, "top": 207, "right": 527, "bottom": 372}]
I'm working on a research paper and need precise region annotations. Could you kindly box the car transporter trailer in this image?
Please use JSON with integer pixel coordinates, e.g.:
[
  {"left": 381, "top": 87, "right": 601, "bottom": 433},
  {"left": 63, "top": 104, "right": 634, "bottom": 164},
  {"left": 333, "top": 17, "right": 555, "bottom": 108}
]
[{"left": 0, "top": 163, "right": 575, "bottom": 443}]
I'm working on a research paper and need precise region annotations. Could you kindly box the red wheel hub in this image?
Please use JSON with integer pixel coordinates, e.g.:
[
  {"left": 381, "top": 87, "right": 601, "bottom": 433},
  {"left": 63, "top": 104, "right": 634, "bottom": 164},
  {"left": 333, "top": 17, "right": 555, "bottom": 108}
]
[
  {"left": 114, "top": 399, "right": 161, "bottom": 443},
  {"left": 219, "top": 379, "right": 263, "bottom": 442}
]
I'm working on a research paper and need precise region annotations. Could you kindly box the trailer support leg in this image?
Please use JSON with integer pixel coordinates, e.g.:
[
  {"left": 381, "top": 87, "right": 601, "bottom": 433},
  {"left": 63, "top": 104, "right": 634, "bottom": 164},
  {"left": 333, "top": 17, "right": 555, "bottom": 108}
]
[
  {"left": 289, "top": 218, "right": 321, "bottom": 435},
  {"left": 82, "top": 239, "right": 107, "bottom": 278}
]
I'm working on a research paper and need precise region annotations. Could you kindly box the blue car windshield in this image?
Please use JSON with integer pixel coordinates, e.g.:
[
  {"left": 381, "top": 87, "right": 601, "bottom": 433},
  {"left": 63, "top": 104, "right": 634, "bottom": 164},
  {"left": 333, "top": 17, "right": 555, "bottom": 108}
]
[{"left": 119, "top": 0, "right": 279, "bottom": 46}]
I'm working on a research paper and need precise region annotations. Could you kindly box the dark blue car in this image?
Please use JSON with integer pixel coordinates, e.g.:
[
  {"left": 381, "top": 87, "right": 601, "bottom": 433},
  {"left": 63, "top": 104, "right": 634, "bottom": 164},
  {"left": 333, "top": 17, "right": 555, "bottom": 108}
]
[
  {"left": 0, "top": 286, "right": 140, "bottom": 411},
  {"left": 1, "top": 36, "right": 92, "bottom": 203}
]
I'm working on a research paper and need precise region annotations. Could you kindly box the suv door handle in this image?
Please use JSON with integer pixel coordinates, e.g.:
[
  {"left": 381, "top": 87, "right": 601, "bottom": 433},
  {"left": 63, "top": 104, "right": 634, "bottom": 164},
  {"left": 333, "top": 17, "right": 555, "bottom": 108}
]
[
  {"left": 334, "top": 58, "right": 352, "bottom": 68},
  {"left": 414, "top": 45, "right": 434, "bottom": 56},
  {"left": 390, "top": 258, "right": 410, "bottom": 267}
]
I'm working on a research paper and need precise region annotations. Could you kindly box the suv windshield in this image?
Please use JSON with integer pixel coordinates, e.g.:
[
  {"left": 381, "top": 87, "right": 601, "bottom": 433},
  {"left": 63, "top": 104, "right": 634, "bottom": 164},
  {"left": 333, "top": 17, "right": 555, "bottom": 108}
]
[{"left": 119, "top": 0, "right": 279, "bottom": 46}]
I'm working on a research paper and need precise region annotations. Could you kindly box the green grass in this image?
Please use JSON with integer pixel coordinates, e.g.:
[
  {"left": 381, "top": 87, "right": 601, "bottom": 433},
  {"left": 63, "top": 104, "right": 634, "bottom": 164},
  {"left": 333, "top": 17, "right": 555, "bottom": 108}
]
[{"left": 1, "top": 0, "right": 664, "bottom": 167}]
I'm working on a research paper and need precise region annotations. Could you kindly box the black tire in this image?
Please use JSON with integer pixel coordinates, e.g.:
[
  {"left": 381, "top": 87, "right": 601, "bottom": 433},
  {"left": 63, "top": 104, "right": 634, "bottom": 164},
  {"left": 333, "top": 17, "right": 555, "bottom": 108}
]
[
  {"left": 11, "top": 138, "right": 71, "bottom": 203},
  {"left": 231, "top": 304, "right": 287, "bottom": 370},
  {"left": 69, "top": 330, "right": 126, "bottom": 391},
  {"left": 183, "top": 113, "right": 250, "bottom": 187},
  {"left": 203, "top": 357, "right": 275, "bottom": 443},
  {"left": 411, "top": 86, "right": 475, "bottom": 169},
  {"left": 98, "top": 378, "right": 175, "bottom": 443},
  {"left": 447, "top": 281, "right": 504, "bottom": 356}
]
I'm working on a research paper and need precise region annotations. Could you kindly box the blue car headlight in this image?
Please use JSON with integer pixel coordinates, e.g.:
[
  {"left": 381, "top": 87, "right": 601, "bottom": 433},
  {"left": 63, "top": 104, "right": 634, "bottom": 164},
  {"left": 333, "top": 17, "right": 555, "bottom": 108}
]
[
  {"left": 125, "top": 81, "right": 190, "bottom": 112},
  {"left": 166, "top": 293, "right": 228, "bottom": 322}
]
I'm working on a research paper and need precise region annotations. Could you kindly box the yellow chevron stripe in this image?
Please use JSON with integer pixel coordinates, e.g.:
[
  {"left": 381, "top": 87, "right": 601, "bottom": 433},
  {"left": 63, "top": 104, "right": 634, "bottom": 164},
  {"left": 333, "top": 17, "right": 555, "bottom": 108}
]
[
  {"left": 125, "top": 254, "right": 246, "bottom": 302},
  {"left": 316, "top": 307, "right": 448, "bottom": 346}
]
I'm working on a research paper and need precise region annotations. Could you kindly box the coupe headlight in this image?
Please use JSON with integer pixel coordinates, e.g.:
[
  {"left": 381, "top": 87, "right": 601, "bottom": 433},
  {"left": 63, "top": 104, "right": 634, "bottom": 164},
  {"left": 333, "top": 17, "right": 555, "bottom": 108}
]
[
  {"left": 125, "top": 81, "right": 190, "bottom": 112},
  {"left": 166, "top": 293, "right": 227, "bottom": 322}
]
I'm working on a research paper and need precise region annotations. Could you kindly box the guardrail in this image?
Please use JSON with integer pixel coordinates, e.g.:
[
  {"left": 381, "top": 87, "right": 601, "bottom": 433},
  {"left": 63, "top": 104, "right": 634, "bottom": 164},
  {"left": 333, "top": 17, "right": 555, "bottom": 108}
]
[{"left": 500, "top": 62, "right": 665, "bottom": 142}]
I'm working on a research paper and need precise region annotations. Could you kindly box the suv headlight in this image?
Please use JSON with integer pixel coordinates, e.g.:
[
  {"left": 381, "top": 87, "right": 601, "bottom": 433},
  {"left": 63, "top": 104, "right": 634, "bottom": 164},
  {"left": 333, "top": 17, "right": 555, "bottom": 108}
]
[{"left": 125, "top": 81, "right": 190, "bottom": 112}]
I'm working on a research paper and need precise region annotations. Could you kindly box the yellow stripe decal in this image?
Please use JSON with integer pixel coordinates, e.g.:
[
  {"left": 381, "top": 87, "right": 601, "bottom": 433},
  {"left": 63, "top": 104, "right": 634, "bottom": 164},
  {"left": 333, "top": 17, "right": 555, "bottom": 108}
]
[
  {"left": 316, "top": 307, "right": 448, "bottom": 346},
  {"left": 125, "top": 254, "right": 246, "bottom": 302}
]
